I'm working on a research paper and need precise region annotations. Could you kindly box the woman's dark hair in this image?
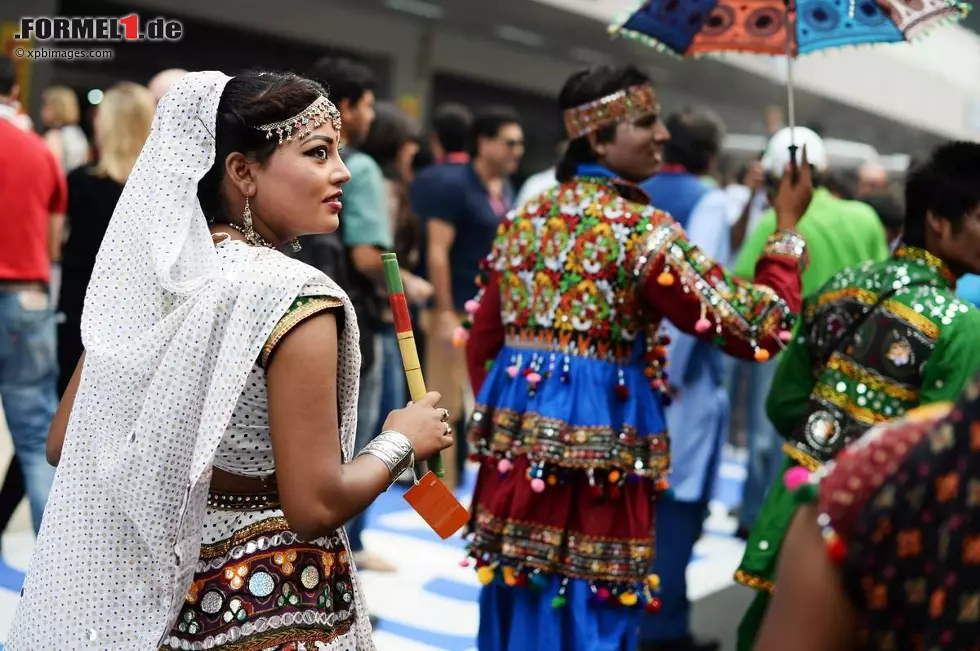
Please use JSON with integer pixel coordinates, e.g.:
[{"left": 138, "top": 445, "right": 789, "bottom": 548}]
[
  {"left": 862, "top": 192, "right": 904, "bottom": 234},
  {"left": 903, "top": 141, "right": 980, "bottom": 248},
  {"left": 432, "top": 102, "right": 472, "bottom": 154},
  {"left": 556, "top": 65, "right": 653, "bottom": 182},
  {"left": 360, "top": 101, "right": 421, "bottom": 266},
  {"left": 307, "top": 57, "right": 376, "bottom": 107},
  {"left": 0, "top": 56, "right": 16, "bottom": 97},
  {"left": 361, "top": 101, "right": 420, "bottom": 180},
  {"left": 197, "top": 70, "right": 326, "bottom": 223},
  {"left": 822, "top": 171, "right": 853, "bottom": 200},
  {"left": 663, "top": 107, "right": 725, "bottom": 176}
]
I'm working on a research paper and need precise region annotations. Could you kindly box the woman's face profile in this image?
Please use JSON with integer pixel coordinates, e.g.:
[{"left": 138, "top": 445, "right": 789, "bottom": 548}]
[{"left": 231, "top": 121, "right": 351, "bottom": 242}]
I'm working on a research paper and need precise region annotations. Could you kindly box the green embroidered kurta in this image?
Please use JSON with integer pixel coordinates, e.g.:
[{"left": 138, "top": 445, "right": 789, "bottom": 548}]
[{"left": 734, "top": 246, "right": 980, "bottom": 648}]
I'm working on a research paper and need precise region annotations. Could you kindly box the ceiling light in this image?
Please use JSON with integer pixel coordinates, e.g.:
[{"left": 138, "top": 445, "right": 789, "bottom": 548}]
[
  {"left": 494, "top": 25, "right": 545, "bottom": 48},
  {"left": 382, "top": 0, "right": 444, "bottom": 20}
]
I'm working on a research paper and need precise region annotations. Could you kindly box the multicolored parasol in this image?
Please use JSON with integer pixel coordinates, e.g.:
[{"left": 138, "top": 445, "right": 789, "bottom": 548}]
[{"left": 611, "top": 0, "right": 970, "bottom": 132}]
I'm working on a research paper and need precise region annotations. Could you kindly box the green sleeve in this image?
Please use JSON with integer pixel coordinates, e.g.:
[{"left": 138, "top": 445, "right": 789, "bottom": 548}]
[
  {"left": 734, "top": 210, "right": 777, "bottom": 280},
  {"left": 339, "top": 152, "right": 393, "bottom": 249},
  {"left": 919, "top": 307, "right": 980, "bottom": 404},
  {"left": 765, "top": 310, "right": 816, "bottom": 438}
]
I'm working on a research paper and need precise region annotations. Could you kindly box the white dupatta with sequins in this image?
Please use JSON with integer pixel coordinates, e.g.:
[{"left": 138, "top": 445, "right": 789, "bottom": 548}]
[{"left": 6, "top": 72, "right": 373, "bottom": 650}]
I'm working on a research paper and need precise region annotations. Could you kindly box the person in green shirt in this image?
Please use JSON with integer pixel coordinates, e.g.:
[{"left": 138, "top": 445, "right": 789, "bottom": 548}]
[
  {"left": 729, "top": 127, "right": 890, "bottom": 541},
  {"left": 735, "top": 141, "right": 980, "bottom": 651},
  {"left": 733, "top": 128, "right": 890, "bottom": 294}
]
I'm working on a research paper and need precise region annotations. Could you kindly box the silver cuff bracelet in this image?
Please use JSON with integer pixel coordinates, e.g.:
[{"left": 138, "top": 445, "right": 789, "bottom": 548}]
[{"left": 356, "top": 430, "right": 415, "bottom": 488}]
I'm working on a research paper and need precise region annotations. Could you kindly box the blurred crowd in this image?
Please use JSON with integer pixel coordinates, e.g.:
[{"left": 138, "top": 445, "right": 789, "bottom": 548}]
[
  {"left": 2, "top": 50, "right": 980, "bottom": 651},
  {"left": 2, "top": 52, "right": 979, "bottom": 551}
]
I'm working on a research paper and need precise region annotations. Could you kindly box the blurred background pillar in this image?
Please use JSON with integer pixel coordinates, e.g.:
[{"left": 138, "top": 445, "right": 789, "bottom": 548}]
[{"left": 394, "top": 25, "right": 434, "bottom": 123}]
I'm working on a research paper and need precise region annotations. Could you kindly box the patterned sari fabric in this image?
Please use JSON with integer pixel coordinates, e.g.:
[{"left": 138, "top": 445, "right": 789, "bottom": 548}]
[
  {"left": 809, "top": 374, "right": 980, "bottom": 647},
  {"left": 462, "top": 173, "right": 806, "bottom": 650},
  {"left": 163, "top": 513, "right": 358, "bottom": 651},
  {"left": 736, "top": 246, "right": 980, "bottom": 595},
  {"left": 159, "top": 287, "right": 367, "bottom": 651}
]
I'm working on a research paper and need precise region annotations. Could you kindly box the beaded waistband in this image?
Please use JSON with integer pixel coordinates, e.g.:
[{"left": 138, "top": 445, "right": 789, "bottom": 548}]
[{"left": 206, "top": 489, "right": 281, "bottom": 511}]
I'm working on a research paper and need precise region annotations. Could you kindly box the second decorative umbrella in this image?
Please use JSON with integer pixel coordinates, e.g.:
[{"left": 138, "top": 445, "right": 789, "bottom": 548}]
[{"left": 610, "top": 0, "right": 970, "bottom": 134}]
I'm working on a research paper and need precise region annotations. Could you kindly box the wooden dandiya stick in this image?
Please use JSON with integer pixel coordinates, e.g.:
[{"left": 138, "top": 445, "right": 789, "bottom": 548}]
[{"left": 381, "top": 253, "right": 445, "bottom": 477}]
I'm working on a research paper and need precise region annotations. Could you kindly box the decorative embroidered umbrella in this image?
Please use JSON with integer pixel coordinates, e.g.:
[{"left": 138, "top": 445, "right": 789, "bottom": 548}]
[{"left": 610, "top": 0, "right": 970, "bottom": 134}]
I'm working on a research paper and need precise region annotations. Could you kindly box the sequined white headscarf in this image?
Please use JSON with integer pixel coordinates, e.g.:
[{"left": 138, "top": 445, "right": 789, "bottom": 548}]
[{"left": 7, "top": 72, "right": 371, "bottom": 649}]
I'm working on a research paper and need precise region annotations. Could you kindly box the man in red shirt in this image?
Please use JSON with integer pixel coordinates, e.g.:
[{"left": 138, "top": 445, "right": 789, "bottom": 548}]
[{"left": 0, "top": 58, "right": 67, "bottom": 533}]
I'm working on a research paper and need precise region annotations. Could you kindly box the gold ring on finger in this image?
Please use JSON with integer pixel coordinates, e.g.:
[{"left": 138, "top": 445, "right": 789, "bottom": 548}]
[
  {"left": 440, "top": 408, "right": 451, "bottom": 423},
  {"left": 445, "top": 423, "right": 453, "bottom": 437}
]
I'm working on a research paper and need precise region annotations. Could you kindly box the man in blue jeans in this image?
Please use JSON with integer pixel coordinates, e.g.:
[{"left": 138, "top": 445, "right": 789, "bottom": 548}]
[
  {"left": 0, "top": 60, "right": 66, "bottom": 534},
  {"left": 729, "top": 358, "right": 783, "bottom": 539}
]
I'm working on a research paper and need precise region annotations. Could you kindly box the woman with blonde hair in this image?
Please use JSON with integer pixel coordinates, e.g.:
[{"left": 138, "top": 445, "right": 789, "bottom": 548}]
[
  {"left": 56, "top": 82, "right": 156, "bottom": 392},
  {"left": 40, "top": 85, "right": 90, "bottom": 172}
]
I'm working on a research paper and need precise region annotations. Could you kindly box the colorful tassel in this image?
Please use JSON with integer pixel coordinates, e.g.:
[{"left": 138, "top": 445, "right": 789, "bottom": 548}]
[
  {"left": 825, "top": 530, "right": 847, "bottom": 564},
  {"left": 477, "top": 566, "right": 495, "bottom": 585},
  {"left": 452, "top": 326, "right": 469, "bottom": 348},
  {"left": 794, "top": 482, "right": 818, "bottom": 505},
  {"left": 783, "top": 465, "right": 811, "bottom": 491}
]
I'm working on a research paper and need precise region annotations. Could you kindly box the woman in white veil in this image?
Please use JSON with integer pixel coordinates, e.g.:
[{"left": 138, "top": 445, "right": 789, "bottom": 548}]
[{"left": 7, "top": 70, "right": 453, "bottom": 650}]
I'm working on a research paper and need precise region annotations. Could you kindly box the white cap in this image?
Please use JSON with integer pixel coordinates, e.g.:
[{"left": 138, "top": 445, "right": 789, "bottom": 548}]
[{"left": 761, "top": 126, "right": 828, "bottom": 177}]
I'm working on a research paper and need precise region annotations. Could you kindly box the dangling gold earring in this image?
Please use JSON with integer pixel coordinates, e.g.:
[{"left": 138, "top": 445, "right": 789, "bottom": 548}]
[
  {"left": 242, "top": 195, "right": 255, "bottom": 240},
  {"left": 291, "top": 238, "right": 302, "bottom": 252}
]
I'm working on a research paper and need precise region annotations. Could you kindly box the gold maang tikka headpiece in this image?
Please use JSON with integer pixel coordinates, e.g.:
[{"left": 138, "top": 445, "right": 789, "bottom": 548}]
[
  {"left": 562, "top": 84, "right": 660, "bottom": 140},
  {"left": 254, "top": 95, "right": 342, "bottom": 145}
]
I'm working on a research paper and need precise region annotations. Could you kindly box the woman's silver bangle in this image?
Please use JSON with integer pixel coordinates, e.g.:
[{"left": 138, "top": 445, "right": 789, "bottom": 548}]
[{"left": 356, "top": 430, "right": 415, "bottom": 488}]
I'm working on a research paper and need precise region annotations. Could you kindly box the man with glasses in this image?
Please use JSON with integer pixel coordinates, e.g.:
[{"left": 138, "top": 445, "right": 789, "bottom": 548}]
[{"left": 419, "top": 105, "right": 524, "bottom": 489}]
